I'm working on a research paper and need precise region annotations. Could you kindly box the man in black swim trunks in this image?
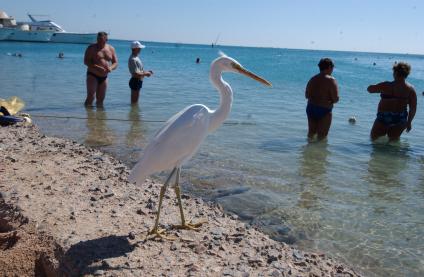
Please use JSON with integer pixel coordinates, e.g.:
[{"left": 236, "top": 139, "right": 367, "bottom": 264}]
[
  {"left": 84, "top": 32, "right": 118, "bottom": 107},
  {"left": 305, "top": 58, "right": 339, "bottom": 141}
]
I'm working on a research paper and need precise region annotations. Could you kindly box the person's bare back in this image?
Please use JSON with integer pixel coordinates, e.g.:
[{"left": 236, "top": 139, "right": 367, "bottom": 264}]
[
  {"left": 305, "top": 58, "right": 339, "bottom": 140},
  {"left": 306, "top": 73, "right": 339, "bottom": 109}
]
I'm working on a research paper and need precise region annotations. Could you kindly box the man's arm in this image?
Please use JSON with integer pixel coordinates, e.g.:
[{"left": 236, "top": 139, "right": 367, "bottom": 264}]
[
  {"left": 330, "top": 78, "right": 339, "bottom": 103},
  {"left": 108, "top": 46, "right": 118, "bottom": 72},
  {"left": 83, "top": 46, "right": 92, "bottom": 67},
  {"left": 305, "top": 80, "right": 311, "bottom": 99}
]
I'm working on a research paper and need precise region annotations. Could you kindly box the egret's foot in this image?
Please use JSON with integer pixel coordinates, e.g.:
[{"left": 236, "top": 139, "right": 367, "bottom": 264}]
[
  {"left": 145, "top": 228, "right": 175, "bottom": 241},
  {"left": 172, "top": 219, "right": 208, "bottom": 231}
]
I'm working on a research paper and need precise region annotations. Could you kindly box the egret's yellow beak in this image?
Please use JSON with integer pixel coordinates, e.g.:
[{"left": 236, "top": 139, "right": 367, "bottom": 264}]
[{"left": 233, "top": 63, "right": 272, "bottom": 87}]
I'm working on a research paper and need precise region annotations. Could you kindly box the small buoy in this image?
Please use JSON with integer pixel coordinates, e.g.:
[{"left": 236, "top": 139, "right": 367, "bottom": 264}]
[{"left": 348, "top": 116, "right": 356, "bottom": 124}]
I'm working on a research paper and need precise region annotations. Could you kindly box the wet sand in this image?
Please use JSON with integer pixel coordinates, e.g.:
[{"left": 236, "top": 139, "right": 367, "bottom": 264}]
[{"left": 0, "top": 124, "right": 362, "bottom": 276}]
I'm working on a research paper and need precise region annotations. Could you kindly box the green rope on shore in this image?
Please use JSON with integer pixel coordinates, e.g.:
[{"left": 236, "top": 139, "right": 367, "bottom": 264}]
[{"left": 30, "top": 114, "right": 256, "bottom": 125}]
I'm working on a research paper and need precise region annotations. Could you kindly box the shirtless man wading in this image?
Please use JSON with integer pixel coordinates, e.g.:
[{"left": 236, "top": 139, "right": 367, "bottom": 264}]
[
  {"left": 305, "top": 58, "right": 339, "bottom": 141},
  {"left": 84, "top": 31, "right": 118, "bottom": 106}
]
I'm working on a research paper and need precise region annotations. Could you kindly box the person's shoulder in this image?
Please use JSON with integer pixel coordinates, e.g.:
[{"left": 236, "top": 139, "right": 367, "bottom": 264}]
[
  {"left": 107, "top": 43, "right": 116, "bottom": 51},
  {"left": 406, "top": 82, "right": 416, "bottom": 92},
  {"left": 309, "top": 73, "right": 320, "bottom": 81},
  {"left": 86, "top": 43, "right": 96, "bottom": 50}
]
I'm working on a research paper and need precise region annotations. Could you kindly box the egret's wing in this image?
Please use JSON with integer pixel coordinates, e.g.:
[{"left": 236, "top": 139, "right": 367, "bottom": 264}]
[{"left": 129, "top": 104, "right": 211, "bottom": 185}]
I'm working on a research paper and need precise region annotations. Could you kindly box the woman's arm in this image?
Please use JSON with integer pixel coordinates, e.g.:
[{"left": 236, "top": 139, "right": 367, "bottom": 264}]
[
  {"left": 406, "top": 88, "right": 417, "bottom": 132},
  {"left": 367, "top": 81, "right": 390, "bottom": 93}
]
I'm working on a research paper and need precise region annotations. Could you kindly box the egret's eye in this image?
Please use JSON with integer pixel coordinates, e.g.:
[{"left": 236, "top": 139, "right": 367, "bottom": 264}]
[{"left": 231, "top": 62, "right": 241, "bottom": 70}]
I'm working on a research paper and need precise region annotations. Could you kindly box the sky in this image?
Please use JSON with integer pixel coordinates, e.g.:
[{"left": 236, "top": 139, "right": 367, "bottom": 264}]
[{"left": 2, "top": 0, "right": 423, "bottom": 54}]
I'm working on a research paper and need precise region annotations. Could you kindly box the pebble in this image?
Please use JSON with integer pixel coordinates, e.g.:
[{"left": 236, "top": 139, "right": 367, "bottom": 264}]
[
  {"left": 93, "top": 270, "right": 104, "bottom": 276},
  {"left": 170, "top": 242, "right": 178, "bottom": 251},
  {"left": 136, "top": 209, "right": 146, "bottom": 215}
]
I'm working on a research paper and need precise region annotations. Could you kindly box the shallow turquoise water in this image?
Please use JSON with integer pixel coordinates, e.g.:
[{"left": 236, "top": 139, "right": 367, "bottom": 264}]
[{"left": 1, "top": 40, "right": 424, "bottom": 276}]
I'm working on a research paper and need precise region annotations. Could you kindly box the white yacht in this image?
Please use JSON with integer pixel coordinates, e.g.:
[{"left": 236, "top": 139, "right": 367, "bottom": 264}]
[
  {"left": 0, "top": 10, "right": 16, "bottom": 40},
  {"left": 27, "top": 14, "right": 96, "bottom": 44},
  {"left": 0, "top": 11, "right": 96, "bottom": 43},
  {"left": 0, "top": 11, "right": 54, "bottom": 42},
  {"left": 7, "top": 23, "right": 54, "bottom": 42}
]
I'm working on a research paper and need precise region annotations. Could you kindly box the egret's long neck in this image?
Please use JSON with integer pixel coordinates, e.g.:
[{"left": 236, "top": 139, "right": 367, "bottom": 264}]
[{"left": 208, "top": 68, "right": 233, "bottom": 132}]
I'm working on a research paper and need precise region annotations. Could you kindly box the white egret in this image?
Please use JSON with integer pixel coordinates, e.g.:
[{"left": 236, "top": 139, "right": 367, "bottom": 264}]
[{"left": 129, "top": 54, "right": 272, "bottom": 239}]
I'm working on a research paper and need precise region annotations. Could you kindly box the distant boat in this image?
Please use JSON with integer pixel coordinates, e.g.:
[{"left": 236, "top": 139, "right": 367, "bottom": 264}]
[
  {"left": 0, "top": 10, "right": 18, "bottom": 40},
  {"left": 211, "top": 33, "right": 220, "bottom": 48},
  {"left": 0, "top": 11, "right": 55, "bottom": 42},
  {"left": 26, "top": 14, "right": 97, "bottom": 44},
  {"left": 0, "top": 11, "right": 96, "bottom": 44},
  {"left": 8, "top": 23, "right": 53, "bottom": 42}
]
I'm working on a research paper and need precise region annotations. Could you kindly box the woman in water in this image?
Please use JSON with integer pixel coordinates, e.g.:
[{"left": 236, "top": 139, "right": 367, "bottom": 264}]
[{"left": 367, "top": 62, "right": 417, "bottom": 141}]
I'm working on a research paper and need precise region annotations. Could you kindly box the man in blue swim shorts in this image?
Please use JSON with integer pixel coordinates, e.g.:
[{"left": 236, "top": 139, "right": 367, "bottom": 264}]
[
  {"left": 128, "top": 41, "right": 153, "bottom": 104},
  {"left": 305, "top": 58, "right": 339, "bottom": 140}
]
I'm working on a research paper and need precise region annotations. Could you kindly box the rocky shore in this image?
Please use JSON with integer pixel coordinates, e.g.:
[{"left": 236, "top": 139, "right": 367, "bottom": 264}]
[{"left": 0, "top": 124, "right": 362, "bottom": 276}]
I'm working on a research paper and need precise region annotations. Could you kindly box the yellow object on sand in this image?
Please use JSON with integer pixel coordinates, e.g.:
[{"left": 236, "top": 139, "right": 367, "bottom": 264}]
[{"left": 0, "top": 96, "right": 25, "bottom": 115}]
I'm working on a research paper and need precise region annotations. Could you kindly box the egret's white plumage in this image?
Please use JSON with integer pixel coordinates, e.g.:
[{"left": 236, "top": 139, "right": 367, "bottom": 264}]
[
  {"left": 128, "top": 54, "right": 271, "bottom": 239},
  {"left": 129, "top": 104, "right": 210, "bottom": 183}
]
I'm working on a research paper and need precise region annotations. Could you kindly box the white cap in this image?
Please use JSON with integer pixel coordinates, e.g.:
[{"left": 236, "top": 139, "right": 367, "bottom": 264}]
[{"left": 131, "top": 41, "right": 146, "bottom": 49}]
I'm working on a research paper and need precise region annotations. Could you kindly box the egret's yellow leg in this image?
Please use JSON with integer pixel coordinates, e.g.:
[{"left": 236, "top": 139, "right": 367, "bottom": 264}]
[
  {"left": 172, "top": 168, "right": 207, "bottom": 230},
  {"left": 146, "top": 168, "right": 177, "bottom": 240}
]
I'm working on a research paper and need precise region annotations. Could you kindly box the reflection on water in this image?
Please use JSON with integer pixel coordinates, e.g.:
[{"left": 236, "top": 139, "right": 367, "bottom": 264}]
[
  {"left": 85, "top": 106, "right": 115, "bottom": 147},
  {"left": 366, "top": 142, "right": 410, "bottom": 202},
  {"left": 298, "top": 141, "right": 330, "bottom": 210},
  {"left": 126, "top": 105, "right": 145, "bottom": 148}
]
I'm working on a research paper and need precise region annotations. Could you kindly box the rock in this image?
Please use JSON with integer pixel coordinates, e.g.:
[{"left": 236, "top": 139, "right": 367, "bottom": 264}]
[
  {"left": 248, "top": 256, "right": 263, "bottom": 266},
  {"left": 293, "top": 249, "right": 303, "bottom": 260},
  {"left": 222, "top": 269, "right": 235, "bottom": 276},
  {"left": 194, "top": 244, "right": 206, "bottom": 254},
  {"left": 170, "top": 242, "right": 178, "bottom": 251},
  {"left": 136, "top": 209, "right": 146, "bottom": 215},
  {"left": 93, "top": 270, "right": 104, "bottom": 276},
  {"left": 234, "top": 237, "right": 243, "bottom": 243},
  {"left": 128, "top": 232, "right": 136, "bottom": 240},
  {"left": 210, "top": 227, "right": 223, "bottom": 240},
  {"left": 101, "top": 260, "right": 111, "bottom": 268},
  {"left": 104, "top": 192, "right": 115, "bottom": 198},
  {"left": 267, "top": 249, "right": 281, "bottom": 264}
]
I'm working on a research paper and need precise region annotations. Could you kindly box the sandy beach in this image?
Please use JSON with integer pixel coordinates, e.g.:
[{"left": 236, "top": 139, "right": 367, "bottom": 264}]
[{"left": 0, "top": 123, "right": 362, "bottom": 276}]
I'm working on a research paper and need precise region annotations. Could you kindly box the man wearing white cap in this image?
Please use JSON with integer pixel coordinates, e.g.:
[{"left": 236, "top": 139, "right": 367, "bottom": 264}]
[{"left": 128, "top": 41, "right": 153, "bottom": 104}]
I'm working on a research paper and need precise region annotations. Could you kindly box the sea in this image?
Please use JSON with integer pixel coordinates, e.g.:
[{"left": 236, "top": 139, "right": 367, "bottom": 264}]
[{"left": 1, "top": 40, "right": 423, "bottom": 277}]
